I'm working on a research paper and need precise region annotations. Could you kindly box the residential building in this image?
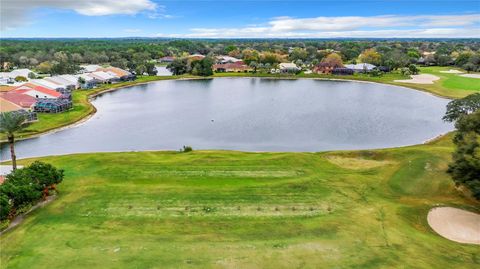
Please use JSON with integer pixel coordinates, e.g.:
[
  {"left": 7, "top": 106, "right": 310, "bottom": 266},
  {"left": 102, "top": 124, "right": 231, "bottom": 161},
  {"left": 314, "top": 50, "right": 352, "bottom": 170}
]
[
  {"left": 159, "top": 56, "right": 175, "bottom": 63},
  {"left": 13, "top": 83, "right": 62, "bottom": 99},
  {"left": 213, "top": 62, "right": 253, "bottom": 72},
  {"left": 0, "top": 91, "right": 37, "bottom": 109},
  {"left": 279, "top": 63, "right": 300, "bottom": 73},
  {"left": 314, "top": 62, "right": 344, "bottom": 74},
  {"left": 81, "top": 64, "right": 102, "bottom": 73},
  {"left": 216, "top": 56, "right": 242, "bottom": 64},
  {"left": 31, "top": 79, "right": 66, "bottom": 91},
  {"left": 344, "top": 63, "right": 377, "bottom": 73},
  {"left": 76, "top": 74, "right": 97, "bottom": 89}
]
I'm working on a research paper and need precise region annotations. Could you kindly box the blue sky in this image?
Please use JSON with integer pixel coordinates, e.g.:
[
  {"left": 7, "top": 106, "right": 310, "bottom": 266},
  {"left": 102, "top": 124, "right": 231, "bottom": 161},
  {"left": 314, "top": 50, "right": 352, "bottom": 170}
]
[{"left": 1, "top": 0, "right": 479, "bottom": 38}]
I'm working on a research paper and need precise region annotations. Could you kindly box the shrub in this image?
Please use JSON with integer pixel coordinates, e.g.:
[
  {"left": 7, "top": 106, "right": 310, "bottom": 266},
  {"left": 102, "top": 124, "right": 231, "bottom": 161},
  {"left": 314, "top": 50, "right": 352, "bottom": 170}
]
[
  {"left": 0, "top": 162, "right": 64, "bottom": 223},
  {"left": 180, "top": 145, "right": 193, "bottom": 153},
  {"left": 14, "top": 76, "right": 27, "bottom": 82},
  {"left": 408, "top": 64, "right": 419, "bottom": 75}
]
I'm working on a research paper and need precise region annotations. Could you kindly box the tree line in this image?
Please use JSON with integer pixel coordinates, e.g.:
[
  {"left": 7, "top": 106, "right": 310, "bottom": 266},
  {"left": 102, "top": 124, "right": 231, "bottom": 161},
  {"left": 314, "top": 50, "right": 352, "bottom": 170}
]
[{"left": 1, "top": 39, "right": 479, "bottom": 75}]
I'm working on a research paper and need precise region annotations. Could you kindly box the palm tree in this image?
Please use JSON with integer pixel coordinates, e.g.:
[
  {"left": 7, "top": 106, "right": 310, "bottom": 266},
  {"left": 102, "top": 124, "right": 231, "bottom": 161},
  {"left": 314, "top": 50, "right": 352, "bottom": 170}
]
[{"left": 0, "top": 112, "right": 29, "bottom": 170}]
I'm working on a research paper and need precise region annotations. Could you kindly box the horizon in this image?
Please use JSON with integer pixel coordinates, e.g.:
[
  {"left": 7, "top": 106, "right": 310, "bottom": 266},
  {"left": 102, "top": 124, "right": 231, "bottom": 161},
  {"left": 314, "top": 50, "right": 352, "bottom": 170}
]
[{"left": 1, "top": 0, "right": 479, "bottom": 38}]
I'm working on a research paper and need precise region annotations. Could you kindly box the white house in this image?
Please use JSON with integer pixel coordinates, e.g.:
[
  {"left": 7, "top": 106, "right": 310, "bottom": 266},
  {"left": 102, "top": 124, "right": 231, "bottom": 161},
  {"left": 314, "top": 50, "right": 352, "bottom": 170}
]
[
  {"left": 88, "top": 71, "right": 116, "bottom": 83},
  {"left": 9, "top": 69, "right": 37, "bottom": 79},
  {"left": 344, "top": 63, "right": 377, "bottom": 72},
  {"left": 76, "top": 74, "right": 97, "bottom": 89},
  {"left": 59, "top": 75, "right": 80, "bottom": 88},
  {"left": 44, "top": 76, "right": 75, "bottom": 90},
  {"left": 216, "top": 56, "right": 242, "bottom": 64},
  {"left": 279, "top": 63, "right": 300, "bottom": 73},
  {"left": 31, "top": 79, "right": 65, "bottom": 91},
  {"left": 81, "top": 64, "right": 102, "bottom": 73}
]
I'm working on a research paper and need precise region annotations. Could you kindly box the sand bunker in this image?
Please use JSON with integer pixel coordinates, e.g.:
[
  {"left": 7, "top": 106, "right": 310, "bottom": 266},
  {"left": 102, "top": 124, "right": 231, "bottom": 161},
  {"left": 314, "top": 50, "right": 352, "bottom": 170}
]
[
  {"left": 394, "top": 74, "right": 440, "bottom": 84},
  {"left": 460, "top": 74, "right": 480, "bottom": 79},
  {"left": 427, "top": 207, "right": 480, "bottom": 244},
  {"left": 440, "top": 69, "right": 464, "bottom": 74}
]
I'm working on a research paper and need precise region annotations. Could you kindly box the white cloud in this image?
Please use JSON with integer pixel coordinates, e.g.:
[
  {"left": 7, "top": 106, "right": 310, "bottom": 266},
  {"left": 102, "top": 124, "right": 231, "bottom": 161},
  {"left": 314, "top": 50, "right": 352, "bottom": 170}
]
[
  {"left": 169, "top": 14, "right": 480, "bottom": 38},
  {"left": 0, "top": 0, "right": 158, "bottom": 30},
  {"left": 124, "top": 28, "right": 143, "bottom": 33}
]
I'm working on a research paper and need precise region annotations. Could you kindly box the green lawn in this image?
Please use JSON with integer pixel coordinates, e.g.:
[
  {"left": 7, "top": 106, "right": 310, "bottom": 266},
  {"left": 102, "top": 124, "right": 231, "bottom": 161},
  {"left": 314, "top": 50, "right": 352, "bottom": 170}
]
[{"left": 1, "top": 135, "right": 479, "bottom": 268}]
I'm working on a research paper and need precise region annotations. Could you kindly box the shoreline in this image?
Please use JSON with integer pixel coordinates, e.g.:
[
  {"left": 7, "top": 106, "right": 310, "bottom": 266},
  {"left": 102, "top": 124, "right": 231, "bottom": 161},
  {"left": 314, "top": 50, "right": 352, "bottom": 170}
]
[{"left": 2, "top": 74, "right": 454, "bottom": 144}]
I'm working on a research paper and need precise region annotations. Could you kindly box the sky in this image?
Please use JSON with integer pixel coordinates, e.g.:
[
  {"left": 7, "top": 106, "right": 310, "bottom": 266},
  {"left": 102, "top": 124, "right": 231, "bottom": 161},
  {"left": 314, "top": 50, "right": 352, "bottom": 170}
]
[{"left": 1, "top": 0, "right": 479, "bottom": 38}]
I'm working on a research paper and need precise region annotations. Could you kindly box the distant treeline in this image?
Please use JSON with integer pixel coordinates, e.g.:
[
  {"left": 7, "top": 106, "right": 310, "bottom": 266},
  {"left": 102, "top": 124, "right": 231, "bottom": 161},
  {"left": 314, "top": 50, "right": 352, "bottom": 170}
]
[{"left": 1, "top": 39, "right": 479, "bottom": 74}]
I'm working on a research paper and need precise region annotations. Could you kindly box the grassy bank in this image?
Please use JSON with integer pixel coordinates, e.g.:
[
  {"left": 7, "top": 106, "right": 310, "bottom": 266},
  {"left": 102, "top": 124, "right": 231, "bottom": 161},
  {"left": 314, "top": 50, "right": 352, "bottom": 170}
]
[
  {"left": 3, "top": 66, "right": 478, "bottom": 141},
  {"left": 1, "top": 135, "right": 478, "bottom": 268}
]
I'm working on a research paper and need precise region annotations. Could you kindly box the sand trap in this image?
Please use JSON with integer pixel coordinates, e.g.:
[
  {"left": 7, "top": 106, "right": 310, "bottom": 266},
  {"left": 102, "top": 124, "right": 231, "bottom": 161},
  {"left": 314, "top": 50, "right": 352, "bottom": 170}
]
[
  {"left": 440, "top": 69, "right": 464, "bottom": 74},
  {"left": 394, "top": 74, "right": 440, "bottom": 84},
  {"left": 427, "top": 207, "right": 480, "bottom": 244},
  {"left": 460, "top": 74, "right": 480, "bottom": 79}
]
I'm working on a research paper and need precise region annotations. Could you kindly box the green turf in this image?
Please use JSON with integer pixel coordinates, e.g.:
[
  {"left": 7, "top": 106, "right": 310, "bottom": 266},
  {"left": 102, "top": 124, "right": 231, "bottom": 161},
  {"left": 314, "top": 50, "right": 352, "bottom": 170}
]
[{"left": 1, "top": 135, "right": 478, "bottom": 269}]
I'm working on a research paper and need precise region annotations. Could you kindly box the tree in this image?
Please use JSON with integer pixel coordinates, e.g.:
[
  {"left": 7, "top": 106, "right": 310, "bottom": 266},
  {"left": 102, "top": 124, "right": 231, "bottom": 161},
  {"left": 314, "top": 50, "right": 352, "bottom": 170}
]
[
  {"left": 191, "top": 57, "right": 213, "bottom": 76},
  {"left": 463, "top": 63, "right": 476, "bottom": 73},
  {"left": 443, "top": 94, "right": 480, "bottom": 199},
  {"left": 358, "top": 48, "right": 382, "bottom": 65},
  {"left": 408, "top": 64, "right": 419, "bottom": 75},
  {"left": 37, "top": 61, "right": 53, "bottom": 74},
  {"left": 321, "top": 53, "right": 343, "bottom": 67},
  {"left": 0, "top": 112, "right": 30, "bottom": 170},
  {"left": 167, "top": 58, "right": 188, "bottom": 75},
  {"left": 14, "top": 76, "right": 27, "bottom": 82},
  {"left": 24, "top": 161, "right": 64, "bottom": 200},
  {"left": 0, "top": 193, "right": 10, "bottom": 220},
  {"left": 443, "top": 93, "right": 480, "bottom": 122},
  {"left": 145, "top": 62, "right": 157, "bottom": 76}
]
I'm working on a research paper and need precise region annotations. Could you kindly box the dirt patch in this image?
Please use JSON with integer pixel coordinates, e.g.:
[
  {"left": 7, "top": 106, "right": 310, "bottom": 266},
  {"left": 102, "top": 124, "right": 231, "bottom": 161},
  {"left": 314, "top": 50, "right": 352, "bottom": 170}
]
[
  {"left": 427, "top": 207, "right": 480, "bottom": 244},
  {"left": 394, "top": 74, "right": 440, "bottom": 84},
  {"left": 324, "top": 156, "right": 393, "bottom": 170},
  {"left": 460, "top": 74, "right": 480, "bottom": 79},
  {"left": 440, "top": 69, "right": 464, "bottom": 74}
]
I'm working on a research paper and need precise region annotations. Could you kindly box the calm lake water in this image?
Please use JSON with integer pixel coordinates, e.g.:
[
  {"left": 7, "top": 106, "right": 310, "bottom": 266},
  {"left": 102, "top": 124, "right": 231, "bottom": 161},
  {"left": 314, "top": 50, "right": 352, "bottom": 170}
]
[{"left": 2, "top": 78, "right": 453, "bottom": 159}]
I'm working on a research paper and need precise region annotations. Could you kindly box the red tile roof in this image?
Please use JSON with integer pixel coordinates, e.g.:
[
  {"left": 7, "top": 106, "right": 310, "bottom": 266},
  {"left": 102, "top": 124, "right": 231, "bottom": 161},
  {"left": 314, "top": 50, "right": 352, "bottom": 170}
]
[
  {"left": 0, "top": 91, "right": 37, "bottom": 108},
  {"left": 13, "top": 83, "right": 62, "bottom": 98}
]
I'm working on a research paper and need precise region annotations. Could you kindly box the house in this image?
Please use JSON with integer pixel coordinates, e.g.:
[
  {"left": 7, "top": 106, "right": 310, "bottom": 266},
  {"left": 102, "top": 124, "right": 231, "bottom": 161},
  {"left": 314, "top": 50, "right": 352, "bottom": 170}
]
[
  {"left": 188, "top": 54, "right": 206, "bottom": 61},
  {"left": 88, "top": 71, "right": 117, "bottom": 83},
  {"left": 216, "top": 56, "right": 242, "bottom": 64},
  {"left": 30, "top": 79, "right": 66, "bottom": 91},
  {"left": 344, "top": 63, "right": 377, "bottom": 73},
  {"left": 97, "top": 67, "right": 133, "bottom": 81},
  {"left": 213, "top": 61, "right": 253, "bottom": 72},
  {"left": 81, "top": 64, "right": 102, "bottom": 73},
  {"left": 0, "top": 97, "right": 37, "bottom": 121},
  {"left": 9, "top": 69, "right": 36, "bottom": 79},
  {"left": 13, "top": 83, "right": 62, "bottom": 99},
  {"left": 59, "top": 75, "right": 81, "bottom": 88},
  {"left": 313, "top": 63, "right": 344, "bottom": 74},
  {"left": 159, "top": 56, "right": 175, "bottom": 63},
  {"left": 76, "top": 74, "right": 97, "bottom": 89},
  {"left": 279, "top": 63, "right": 300, "bottom": 73},
  {"left": 0, "top": 97, "right": 23, "bottom": 112},
  {"left": 0, "top": 91, "right": 37, "bottom": 109},
  {"left": 44, "top": 76, "right": 76, "bottom": 90}
]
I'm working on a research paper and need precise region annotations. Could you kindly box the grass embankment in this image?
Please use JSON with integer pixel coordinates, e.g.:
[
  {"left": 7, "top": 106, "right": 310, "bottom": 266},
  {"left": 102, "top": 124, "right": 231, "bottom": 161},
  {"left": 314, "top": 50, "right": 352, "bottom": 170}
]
[
  {"left": 3, "top": 66, "right": 478, "bottom": 141},
  {"left": 1, "top": 135, "right": 479, "bottom": 268}
]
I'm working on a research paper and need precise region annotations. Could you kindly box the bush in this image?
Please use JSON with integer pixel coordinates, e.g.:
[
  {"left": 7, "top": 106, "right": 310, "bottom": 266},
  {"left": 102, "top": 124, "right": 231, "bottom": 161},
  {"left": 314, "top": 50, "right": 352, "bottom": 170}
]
[
  {"left": 0, "top": 162, "right": 64, "bottom": 223},
  {"left": 400, "top": 68, "right": 411, "bottom": 77},
  {"left": 180, "top": 145, "right": 193, "bottom": 153},
  {"left": 408, "top": 64, "right": 419, "bottom": 75},
  {"left": 14, "top": 76, "right": 27, "bottom": 82},
  {"left": 369, "top": 69, "right": 383, "bottom": 77}
]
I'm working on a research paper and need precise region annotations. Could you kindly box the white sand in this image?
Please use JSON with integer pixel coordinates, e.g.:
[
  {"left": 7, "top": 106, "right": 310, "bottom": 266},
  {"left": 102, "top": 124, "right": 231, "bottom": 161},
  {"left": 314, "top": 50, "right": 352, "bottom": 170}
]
[
  {"left": 440, "top": 69, "right": 464, "bottom": 74},
  {"left": 427, "top": 207, "right": 480, "bottom": 244},
  {"left": 460, "top": 74, "right": 480, "bottom": 79},
  {"left": 394, "top": 74, "right": 440, "bottom": 84}
]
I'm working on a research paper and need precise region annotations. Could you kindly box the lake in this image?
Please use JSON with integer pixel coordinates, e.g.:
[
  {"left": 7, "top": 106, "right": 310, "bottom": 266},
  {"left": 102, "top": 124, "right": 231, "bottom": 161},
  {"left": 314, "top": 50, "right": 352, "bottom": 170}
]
[{"left": 1, "top": 78, "right": 453, "bottom": 159}]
